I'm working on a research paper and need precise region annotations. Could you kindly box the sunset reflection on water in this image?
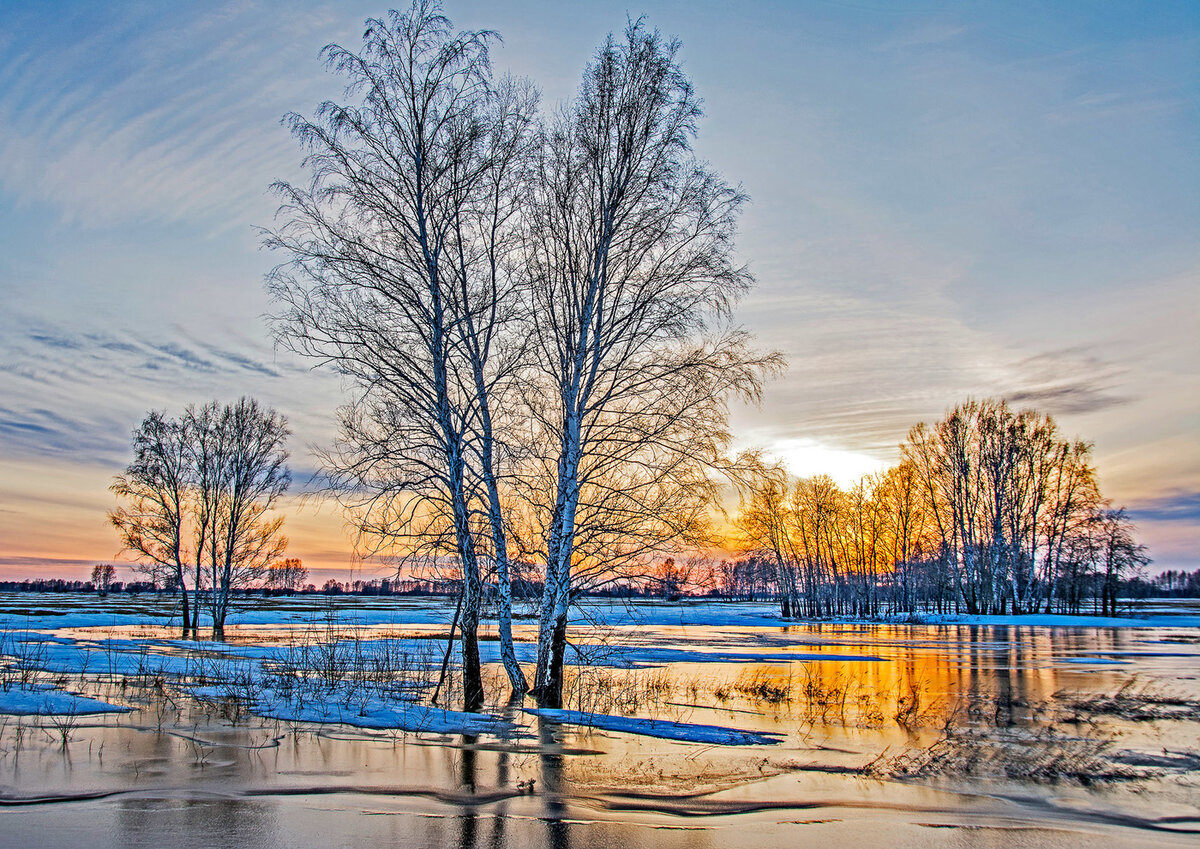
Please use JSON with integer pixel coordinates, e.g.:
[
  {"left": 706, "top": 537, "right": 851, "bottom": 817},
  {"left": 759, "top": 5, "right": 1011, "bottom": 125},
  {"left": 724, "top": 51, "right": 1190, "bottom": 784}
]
[{"left": 1, "top": 595, "right": 1198, "bottom": 848}]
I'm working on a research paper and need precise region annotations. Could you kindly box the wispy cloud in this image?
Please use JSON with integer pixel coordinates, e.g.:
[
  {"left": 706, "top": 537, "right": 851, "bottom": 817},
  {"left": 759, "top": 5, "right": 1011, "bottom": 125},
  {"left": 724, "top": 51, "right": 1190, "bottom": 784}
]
[
  {"left": 0, "top": 555, "right": 106, "bottom": 570},
  {"left": 0, "top": 404, "right": 129, "bottom": 465},
  {"left": 0, "top": 313, "right": 338, "bottom": 467},
  {"left": 1131, "top": 491, "right": 1200, "bottom": 524},
  {"left": 0, "top": 2, "right": 343, "bottom": 229},
  {"left": 1004, "top": 349, "right": 1129, "bottom": 415}
]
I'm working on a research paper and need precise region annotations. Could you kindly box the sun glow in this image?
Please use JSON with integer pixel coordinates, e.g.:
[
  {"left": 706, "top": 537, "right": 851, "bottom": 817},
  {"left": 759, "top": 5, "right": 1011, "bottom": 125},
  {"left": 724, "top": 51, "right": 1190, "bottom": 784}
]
[{"left": 766, "top": 438, "right": 888, "bottom": 488}]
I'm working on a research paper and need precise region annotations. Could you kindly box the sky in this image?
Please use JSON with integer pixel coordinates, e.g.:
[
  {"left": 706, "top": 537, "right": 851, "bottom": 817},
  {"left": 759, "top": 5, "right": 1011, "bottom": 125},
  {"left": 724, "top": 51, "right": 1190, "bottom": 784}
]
[{"left": 0, "top": 0, "right": 1196, "bottom": 582}]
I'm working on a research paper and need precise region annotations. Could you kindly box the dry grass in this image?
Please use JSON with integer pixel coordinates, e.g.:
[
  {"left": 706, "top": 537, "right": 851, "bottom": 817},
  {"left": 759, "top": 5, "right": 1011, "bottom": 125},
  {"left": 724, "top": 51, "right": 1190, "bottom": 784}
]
[
  {"left": 718, "top": 667, "right": 946, "bottom": 729},
  {"left": 565, "top": 666, "right": 675, "bottom": 716},
  {"left": 1056, "top": 678, "right": 1200, "bottom": 723},
  {"left": 863, "top": 724, "right": 1145, "bottom": 784},
  {"left": 862, "top": 676, "right": 1200, "bottom": 785},
  {"left": 733, "top": 667, "right": 792, "bottom": 704}
]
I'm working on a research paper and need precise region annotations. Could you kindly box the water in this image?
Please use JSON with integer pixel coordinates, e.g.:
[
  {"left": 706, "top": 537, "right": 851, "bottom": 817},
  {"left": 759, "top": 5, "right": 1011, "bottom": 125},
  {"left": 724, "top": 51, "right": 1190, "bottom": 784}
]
[{"left": 0, "top": 593, "right": 1197, "bottom": 847}]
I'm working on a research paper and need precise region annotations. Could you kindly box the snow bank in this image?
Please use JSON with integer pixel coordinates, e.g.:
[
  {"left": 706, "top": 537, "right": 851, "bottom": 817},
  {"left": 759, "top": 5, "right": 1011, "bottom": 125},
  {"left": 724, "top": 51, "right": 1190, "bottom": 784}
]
[
  {"left": 0, "top": 687, "right": 129, "bottom": 716},
  {"left": 188, "top": 684, "right": 511, "bottom": 736},
  {"left": 524, "top": 708, "right": 784, "bottom": 746}
]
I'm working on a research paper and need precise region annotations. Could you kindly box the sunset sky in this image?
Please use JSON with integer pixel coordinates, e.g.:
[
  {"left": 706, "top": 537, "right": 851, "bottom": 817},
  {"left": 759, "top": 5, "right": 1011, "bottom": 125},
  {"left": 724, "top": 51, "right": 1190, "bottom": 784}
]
[{"left": 1, "top": 0, "right": 1196, "bottom": 582}]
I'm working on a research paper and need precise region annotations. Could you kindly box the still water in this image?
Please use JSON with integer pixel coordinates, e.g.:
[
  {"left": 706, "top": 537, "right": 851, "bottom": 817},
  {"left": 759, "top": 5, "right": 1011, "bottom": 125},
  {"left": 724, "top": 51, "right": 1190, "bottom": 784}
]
[{"left": 0, "top": 594, "right": 1197, "bottom": 847}]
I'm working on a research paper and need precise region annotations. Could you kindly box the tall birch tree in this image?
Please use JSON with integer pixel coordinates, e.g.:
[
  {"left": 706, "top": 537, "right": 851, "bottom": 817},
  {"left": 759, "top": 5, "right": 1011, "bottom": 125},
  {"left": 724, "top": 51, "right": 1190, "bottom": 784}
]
[
  {"left": 522, "top": 20, "right": 771, "bottom": 705},
  {"left": 267, "top": 1, "right": 535, "bottom": 703}
]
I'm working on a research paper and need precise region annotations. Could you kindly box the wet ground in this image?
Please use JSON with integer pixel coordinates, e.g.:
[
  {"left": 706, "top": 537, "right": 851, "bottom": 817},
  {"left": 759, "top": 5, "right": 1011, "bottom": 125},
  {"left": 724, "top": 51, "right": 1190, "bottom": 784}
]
[{"left": 1, "top": 593, "right": 1198, "bottom": 847}]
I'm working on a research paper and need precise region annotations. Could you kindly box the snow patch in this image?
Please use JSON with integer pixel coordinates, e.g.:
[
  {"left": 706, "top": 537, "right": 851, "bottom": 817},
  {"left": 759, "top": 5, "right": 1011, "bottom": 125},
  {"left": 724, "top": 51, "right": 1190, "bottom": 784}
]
[
  {"left": 524, "top": 708, "right": 784, "bottom": 746},
  {"left": 0, "top": 688, "right": 129, "bottom": 716}
]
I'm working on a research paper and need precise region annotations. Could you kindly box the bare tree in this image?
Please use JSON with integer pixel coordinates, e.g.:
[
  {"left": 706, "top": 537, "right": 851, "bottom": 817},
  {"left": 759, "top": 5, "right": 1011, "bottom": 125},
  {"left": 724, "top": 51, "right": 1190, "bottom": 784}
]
[
  {"left": 110, "top": 410, "right": 194, "bottom": 637},
  {"left": 201, "top": 398, "right": 290, "bottom": 638},
  {"left": 521, "top": 20, "right": 774, "bottom": 705},
  {"left": 904, "top": 403, "right": 988, "bottom": 613},
  {"left": 789, "top": 474, "right": 844, "bottom": 617},
  {"left": 90, "top": 563, "right": 117, "bottom": 595},
  {"left": 874, "top": 460, "right": 935, "bottom": 614},
  {"left": 267, "top": 1, "right": 536, "bottom": 704},
  {"left": 1091, "top": 506, "right": 1149, "bottom": 616},
  {"left": 111, "top": 400, "right": 289, "bottom": 640},
  {"left": 734, "top": 458, "right": 797, "bottom": 617},
  {"left": 1039, "top": 439, "right": 1098, "bottom": 612}
]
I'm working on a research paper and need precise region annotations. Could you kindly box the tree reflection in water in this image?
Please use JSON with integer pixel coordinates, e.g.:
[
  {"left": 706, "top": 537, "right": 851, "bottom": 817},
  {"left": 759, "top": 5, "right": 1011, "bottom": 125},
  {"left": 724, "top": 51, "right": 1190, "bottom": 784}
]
[
  {"left": 538, "top": 715, "right": 570, "bottom": 849},
  {"left": 457, "top": 734, "right": 477, "bottom": 849}
]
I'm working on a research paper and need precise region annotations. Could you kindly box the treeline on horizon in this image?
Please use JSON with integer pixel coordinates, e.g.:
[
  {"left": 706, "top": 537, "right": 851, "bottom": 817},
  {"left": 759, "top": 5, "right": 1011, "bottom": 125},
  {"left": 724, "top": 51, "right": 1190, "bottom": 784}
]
[
  {"left": 3, "top": 564, "right": 1196, "bottom": 603},
  {"left": 101, "top": 395, "right": 1163, "bottom": 629},
  {"left": 8, "top": 398, "right": 1188, "bottom": 616}
]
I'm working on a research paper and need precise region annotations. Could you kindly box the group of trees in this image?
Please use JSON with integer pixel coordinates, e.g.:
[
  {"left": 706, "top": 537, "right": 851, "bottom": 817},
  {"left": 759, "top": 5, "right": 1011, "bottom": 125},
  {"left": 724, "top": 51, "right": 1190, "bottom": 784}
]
[
  {"left": 265, "top": 557, "right": 309, "bottom": 593},
  {"left": 265, "top": 2, "right": 771, "bottom": 708},
  {"left": 90, "top": 563, "right": 116, "bottom": 595},
  {"left": 1149, "top": 569, "right": 1200, "bottom": 597},
  {"left": 110, "top": 398, "right": 291, "bottom": 638},
  {"left": 736, "top": 399, "right": 1149, "bottom": 619}
]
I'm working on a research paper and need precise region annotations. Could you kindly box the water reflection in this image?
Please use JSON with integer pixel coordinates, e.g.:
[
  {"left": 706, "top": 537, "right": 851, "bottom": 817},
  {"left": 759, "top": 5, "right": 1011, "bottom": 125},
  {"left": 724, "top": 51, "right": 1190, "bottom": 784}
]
[
  {"left": 456, "top": 734, "right": 478, "bottom": 849},
  {"left": 537, "top": 716, "right": 570, "bottom": 849},
  {"left": 719, "top": 623, "right": 1158, "bottom": 733},
  {"left": 116, "top": 798, "right": 277, "bottom": 849},
  {"left": 2, "top": 605, "right": 1198, "bottom": 848}
]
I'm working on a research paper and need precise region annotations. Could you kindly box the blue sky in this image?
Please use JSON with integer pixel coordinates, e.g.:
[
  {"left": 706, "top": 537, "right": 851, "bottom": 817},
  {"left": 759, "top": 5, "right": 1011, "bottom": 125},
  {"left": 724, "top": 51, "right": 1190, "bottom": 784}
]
[{"left": 1, "top": 0, "right": 1196, "bottom": 578}]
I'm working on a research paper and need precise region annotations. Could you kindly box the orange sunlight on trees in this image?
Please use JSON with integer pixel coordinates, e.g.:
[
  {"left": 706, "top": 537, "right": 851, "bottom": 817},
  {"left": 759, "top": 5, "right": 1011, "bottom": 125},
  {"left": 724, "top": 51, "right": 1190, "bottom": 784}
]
[{"left": 733, "top": 398, "right": 1148, "bottom": 618}]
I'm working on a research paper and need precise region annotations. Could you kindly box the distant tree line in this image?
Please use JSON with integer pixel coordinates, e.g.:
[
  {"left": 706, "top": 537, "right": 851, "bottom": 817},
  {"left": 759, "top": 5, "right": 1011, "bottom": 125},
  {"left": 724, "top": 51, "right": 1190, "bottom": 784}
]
[
  {"left": 1140, "top": 569, "right": 1200, "bottom": 597},
  {"left": 735, "top": 398, "right": 1151, "bottom": 619},
  {"left": 7, "top": 565, "right": 1195, "bottom": 604},
  {"left": 0, "top": 578, "right": 159, "bottom": 594}
]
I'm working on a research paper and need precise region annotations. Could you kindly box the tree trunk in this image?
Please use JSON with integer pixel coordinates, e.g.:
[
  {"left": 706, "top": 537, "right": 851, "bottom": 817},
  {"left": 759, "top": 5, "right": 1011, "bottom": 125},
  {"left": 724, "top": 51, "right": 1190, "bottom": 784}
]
[
  {"left": 532, "top": 566, "right": 571, "bottom": 706},
  {"left": 179, "top": 584, "right": 191, "bottom": 640},
  {"left": 483, "top": 471, "right": 527, "bottom": 695},
  {"left": 533, "top": 425, "right": 581, "bottom": 707},
  {"left": 536, "top": 610, "right": 570, "bottom": 709}
]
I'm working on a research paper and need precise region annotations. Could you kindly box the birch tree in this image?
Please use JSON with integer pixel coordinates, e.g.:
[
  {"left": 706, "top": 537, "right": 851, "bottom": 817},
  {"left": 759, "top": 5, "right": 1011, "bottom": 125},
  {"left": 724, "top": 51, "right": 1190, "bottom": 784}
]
[
  {"left": 267, "top": 1, "right": 536, "bottom": 704},
  {"left": 200, "top": 398, "right": 291, "bottom": 639},
  {"left": 1092, "top": 506, "right": 1149, "bottom": 616},
  {"left": 110, "top": 411, "right": 195, "bottom": 637},
  {"left": 522, "top": 20, "right": 772, "bottom": 705},
  {"left": 734, "top": 459, "right": 797, "bottom": 618},
  {"left": 111, "top": 400, "right": 289, "bottom": 638}
]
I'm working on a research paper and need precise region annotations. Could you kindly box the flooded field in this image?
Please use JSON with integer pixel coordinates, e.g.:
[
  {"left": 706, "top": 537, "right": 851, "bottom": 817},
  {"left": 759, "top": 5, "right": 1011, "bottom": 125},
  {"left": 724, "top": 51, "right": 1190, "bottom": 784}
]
[{"left": 1, "top": 592, "right": 1198, "bottom": 847}]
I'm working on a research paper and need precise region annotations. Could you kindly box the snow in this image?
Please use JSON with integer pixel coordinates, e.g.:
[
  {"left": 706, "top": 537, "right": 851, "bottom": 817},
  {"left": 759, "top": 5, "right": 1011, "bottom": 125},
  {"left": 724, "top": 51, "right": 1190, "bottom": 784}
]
[
  {"left": 187, "top": 684, "right": 512, "bottom": 736},
  {"left": 0, "top": 687, "right": 129, "bottom": 716},
  {"left": 257, "top": 700, "right": 510, "bottom": 735},
  {"left": 4, "top": 593, "right": 1198, "bottom": 632},
  {"left": 524, "top": 708, "right": 784, "bottom": 745},
  {"left": 884, "top": 611, "right": 1200, "bottom": 629}
]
